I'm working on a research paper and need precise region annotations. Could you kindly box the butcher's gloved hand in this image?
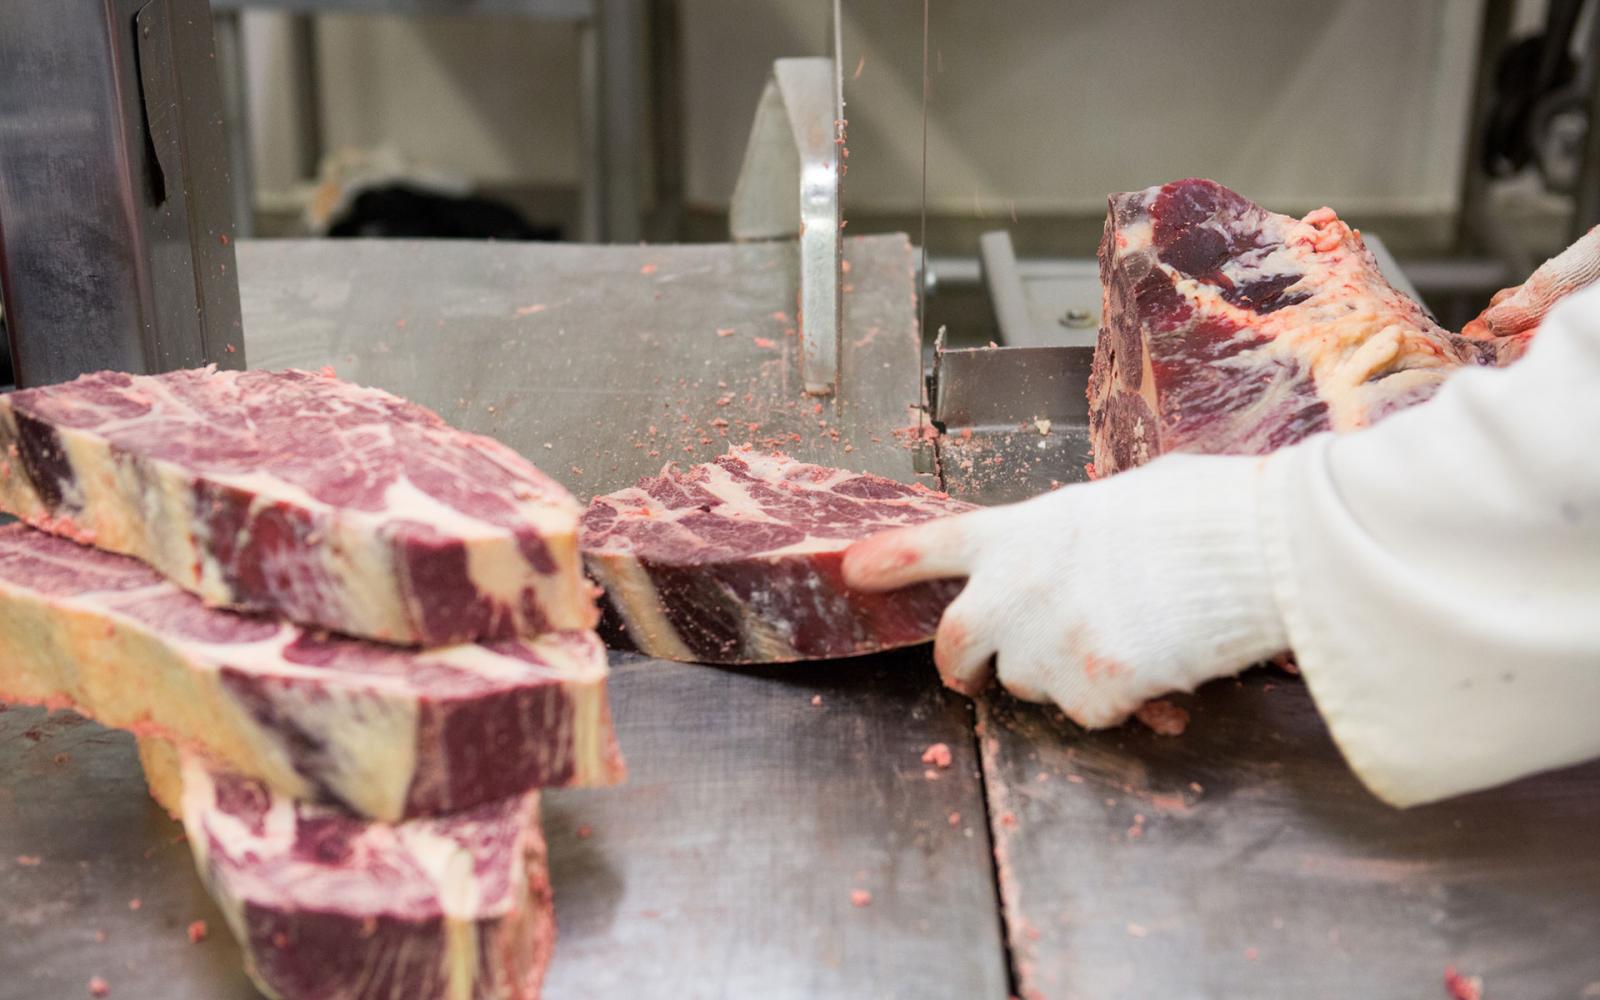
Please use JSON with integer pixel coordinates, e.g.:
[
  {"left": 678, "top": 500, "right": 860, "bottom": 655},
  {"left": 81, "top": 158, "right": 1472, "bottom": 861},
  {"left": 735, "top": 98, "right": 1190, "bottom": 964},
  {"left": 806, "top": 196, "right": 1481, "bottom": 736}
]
[
  {"left": 1462, "top": 225, "right": 1600, "bottom": 339},
  {"left": 843, "top": 454, "right": 1289, "bottom": 728}
]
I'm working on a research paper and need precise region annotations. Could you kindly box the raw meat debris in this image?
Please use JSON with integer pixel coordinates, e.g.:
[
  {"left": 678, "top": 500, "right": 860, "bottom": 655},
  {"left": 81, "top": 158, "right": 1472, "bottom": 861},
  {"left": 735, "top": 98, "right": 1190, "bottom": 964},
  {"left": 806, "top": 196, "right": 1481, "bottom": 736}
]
[
  {"left": 0, "top": 524, "right": 623, "bottom": 821},
  {"left": 144, "top": 742, "right": 553, "bottom": 1000},
  {"left": 0, "top": 367, "right": 596, "bottom": 646},
  {"left": 582, "top": 448, "right": 976, "bottom": 663},
  {"left": 1088, "top": 179, "right": 1533, "bottom": 476}
]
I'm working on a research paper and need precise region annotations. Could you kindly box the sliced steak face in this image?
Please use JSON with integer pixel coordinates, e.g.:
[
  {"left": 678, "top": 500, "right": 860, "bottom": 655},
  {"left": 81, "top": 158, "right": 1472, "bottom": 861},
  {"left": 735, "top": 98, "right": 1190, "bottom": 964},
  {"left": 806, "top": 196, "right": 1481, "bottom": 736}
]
[
  {"left": 0, "top": 524, "right": 623, "bottom": 820},
  {"left": 143, "top": 743, "right": 554, "bottom": 1000},
  {"left": 0, "top": 367, "right": 595, "bottom": 645},
  {"left": 582, "top": 450, "right": 976, "bottom": 664}
]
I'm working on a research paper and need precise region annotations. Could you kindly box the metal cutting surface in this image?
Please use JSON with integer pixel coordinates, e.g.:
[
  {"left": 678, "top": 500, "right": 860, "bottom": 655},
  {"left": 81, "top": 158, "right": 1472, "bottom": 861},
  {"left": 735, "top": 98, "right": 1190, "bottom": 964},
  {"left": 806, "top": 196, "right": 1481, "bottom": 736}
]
[
  {"left": 0, "top": 654, "right": 1009, "bottom": 1000},
  {"left": 237, "top": 234, "right": 930, "bottom": 499},
  {"left": 2, "top": 234, "right": 1596, "bottom": 999},
  {"left": 0, "top": 235, "right": 1008, "bottom": 1000}
]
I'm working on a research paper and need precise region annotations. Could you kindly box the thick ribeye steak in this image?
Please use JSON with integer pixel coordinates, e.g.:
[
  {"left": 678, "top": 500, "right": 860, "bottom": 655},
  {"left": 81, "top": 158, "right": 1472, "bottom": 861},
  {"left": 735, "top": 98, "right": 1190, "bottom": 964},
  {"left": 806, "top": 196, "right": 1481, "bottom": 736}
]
[
  {"left": 0, "top": 524, "right": 623, "bottom": 821},
  {"left": 141, "top": 741, "right": 553, "bottom": 1000},
  {"left": 581, "top": 449, "right": 976, "bottom": 663},
  {"left": 0, "top": 367, "right": 595, "bottom": 645},
  {"left": 1088, "top": 179, "right": 1531, "bottom": 476}
]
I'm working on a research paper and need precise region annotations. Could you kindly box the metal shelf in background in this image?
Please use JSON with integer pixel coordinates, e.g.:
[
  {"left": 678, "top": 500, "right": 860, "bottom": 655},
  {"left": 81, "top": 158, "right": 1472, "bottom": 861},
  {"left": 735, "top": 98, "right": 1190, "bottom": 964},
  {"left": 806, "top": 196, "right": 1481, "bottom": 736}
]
[{"left": 207, "top": 0, "right": 657, "bottom": 243}]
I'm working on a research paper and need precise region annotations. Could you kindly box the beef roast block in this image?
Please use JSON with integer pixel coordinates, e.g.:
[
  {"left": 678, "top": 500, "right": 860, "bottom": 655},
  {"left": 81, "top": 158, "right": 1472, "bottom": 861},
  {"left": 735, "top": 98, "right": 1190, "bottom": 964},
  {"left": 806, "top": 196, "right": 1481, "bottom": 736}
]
[
  {"left": 581, "top": 449, "right": 976, "bottom": 664},
  {"left": 1088, "top": 179, "right": 1533, "bottom": 476},
  {"left": 0, "top": 366, "right": 596, "bottom": 645},
  {"left": 0, "top": 524, "right": 623, "bottom": 820},
  {"left": 141, "top": 741, "right": 554, "bottom": 1000}
]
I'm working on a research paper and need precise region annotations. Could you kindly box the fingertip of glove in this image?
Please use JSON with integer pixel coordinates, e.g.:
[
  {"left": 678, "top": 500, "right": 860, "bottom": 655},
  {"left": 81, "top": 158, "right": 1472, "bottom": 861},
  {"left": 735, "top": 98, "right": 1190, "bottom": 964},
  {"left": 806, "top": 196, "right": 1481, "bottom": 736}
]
[
  {"left": 841, "top": 532, "right": 917, "bottom": 590},
  {"left": 940, "top": 670, "right": 989, "bottom": 699}
]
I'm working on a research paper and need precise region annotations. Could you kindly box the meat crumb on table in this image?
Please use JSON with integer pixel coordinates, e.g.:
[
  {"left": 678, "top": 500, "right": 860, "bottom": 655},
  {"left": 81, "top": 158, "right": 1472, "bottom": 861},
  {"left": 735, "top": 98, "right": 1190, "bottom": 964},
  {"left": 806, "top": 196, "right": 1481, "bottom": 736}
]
[
  {"left": 1134, "top": 700, "right": 1190, "bottom": 736},
  {"left": 1444, "top": 967, "right": 1484, "bottom": 1000}
]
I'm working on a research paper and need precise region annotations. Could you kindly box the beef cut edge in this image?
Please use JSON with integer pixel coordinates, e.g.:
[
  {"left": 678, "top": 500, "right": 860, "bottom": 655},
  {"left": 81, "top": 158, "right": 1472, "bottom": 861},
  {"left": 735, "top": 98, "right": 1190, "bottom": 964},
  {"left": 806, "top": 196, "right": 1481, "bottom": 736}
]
[
  {"left": 582, "top": 449, "right": 975, "bottom": 664},
  {"left": 1088, "top": 178, "right": 1530, "bottom": 476},
  {"left": 0, "top": 524, "right": 623, "bottom": 821},
  {"left": 0, "top": 366, "right": 596, "bottom": 645},
  {"left": 140, "top": 739, "right": 555, "bottom": 1000}
]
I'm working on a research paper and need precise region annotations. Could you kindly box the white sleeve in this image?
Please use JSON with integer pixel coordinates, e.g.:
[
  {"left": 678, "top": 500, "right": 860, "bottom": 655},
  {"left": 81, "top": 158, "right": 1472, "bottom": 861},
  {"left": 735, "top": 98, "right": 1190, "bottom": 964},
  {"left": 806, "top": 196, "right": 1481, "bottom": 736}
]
[{"left": 1260, "top": 281, "right": 1600, "bottom": 807}]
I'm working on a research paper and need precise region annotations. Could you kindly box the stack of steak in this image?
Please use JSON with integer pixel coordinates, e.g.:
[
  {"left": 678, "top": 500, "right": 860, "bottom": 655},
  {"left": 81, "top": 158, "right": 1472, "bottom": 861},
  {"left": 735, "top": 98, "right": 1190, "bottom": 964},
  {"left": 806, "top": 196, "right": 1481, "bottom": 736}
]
[{"left": 0, "top": 367, "right": 624, "bottom": 999}]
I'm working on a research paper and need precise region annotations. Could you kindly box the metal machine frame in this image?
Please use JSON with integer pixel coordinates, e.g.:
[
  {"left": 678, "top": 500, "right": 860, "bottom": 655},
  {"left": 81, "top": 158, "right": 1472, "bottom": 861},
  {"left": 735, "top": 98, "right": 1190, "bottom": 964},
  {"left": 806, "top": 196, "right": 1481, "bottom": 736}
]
[{"left": 0, "top": 0, "right": 245, "bottom": 387}]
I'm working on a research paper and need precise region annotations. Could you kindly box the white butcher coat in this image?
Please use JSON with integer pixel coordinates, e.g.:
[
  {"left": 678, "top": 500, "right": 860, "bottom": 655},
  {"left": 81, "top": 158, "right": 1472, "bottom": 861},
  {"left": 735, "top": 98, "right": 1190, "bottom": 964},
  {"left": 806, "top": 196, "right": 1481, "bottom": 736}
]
[{"left": 1261, "top": 280, "right": 1600, "bottom": 806}]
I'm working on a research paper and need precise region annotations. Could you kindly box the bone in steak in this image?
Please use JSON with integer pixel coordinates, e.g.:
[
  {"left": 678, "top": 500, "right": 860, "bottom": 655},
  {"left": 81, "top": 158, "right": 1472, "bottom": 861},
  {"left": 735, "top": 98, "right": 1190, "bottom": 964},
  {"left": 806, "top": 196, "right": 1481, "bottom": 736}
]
[
  {"left": 1088, "top": 179, "right": 1533, "bottom": 476},
  {"left": 0, "top": 524, "right": 623, "bottom": 820},
  {"left": 0, "top": 367, "right": 595, "bottom": 645},
  {"left": 581, "top": 449, "right": 976, "bottom": 663},
  {"left": 141, "top": 741, "right": 553, "bottom": 1000}
]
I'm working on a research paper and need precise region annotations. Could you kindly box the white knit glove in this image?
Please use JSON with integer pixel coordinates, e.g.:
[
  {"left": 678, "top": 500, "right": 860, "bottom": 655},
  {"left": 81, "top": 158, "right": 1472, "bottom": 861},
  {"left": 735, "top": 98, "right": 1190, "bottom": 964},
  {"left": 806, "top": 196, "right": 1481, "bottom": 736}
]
[
  {"left": 1462, "top": 225, "right": 1600, "bottom": 339},
  {"left": 843, "top": 454, "right": 1288, "bottom": 727}
]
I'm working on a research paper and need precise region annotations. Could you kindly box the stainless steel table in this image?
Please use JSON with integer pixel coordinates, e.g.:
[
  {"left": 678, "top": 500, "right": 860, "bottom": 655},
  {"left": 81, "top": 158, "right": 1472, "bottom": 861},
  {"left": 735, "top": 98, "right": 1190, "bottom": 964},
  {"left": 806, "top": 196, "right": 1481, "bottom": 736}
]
[
  {"left": 234, "top": 235, "right": 932, "bottom": 496},
  {"left": 3, "top": 237, "right": 1598, "bottom": 1000},
  {"left": 0, "top": 654, "right": 1008, "bottom": 1000}
]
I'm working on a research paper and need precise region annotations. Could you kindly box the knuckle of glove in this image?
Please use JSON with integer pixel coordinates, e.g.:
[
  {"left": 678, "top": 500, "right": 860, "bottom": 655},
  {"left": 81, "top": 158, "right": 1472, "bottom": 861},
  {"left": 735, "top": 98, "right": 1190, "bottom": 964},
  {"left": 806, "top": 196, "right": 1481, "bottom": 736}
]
[
  {"left": 1043, "top": 667, "right": 1135, "bottom": 729},
  {"left": 1044, "top": 621, "right": 1151, "bottom": 728},
  {"left": 993, "top": 651, "right": 1051, "bottom": 704},
  {"left": 1065, "top": 666, "right": 1160, "bottom": 727},
  {"left": 1070, "top": 699, "right": 1135, "bottom": 730}
]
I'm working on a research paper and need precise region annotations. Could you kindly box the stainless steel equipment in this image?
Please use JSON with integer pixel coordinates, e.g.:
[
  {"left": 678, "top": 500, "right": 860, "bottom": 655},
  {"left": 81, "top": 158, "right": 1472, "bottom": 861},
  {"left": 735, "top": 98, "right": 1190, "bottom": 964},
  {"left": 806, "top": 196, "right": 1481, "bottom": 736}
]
[
  {"left": 234, "top": 233, "right": 926, "bottom": 498},
  {"left": 6, "top": 231, "right": 1600, "bottom": 1000},
  {"left": 0, "top": 0, "right": 245, "bottom": 387},
  {"left": 730, "top": 58, "right": 845, "bottom": 398},
  {"left": 728, "top": 0, "right": 847, "bottom": 398},
  {"left": 4, "top": 12, "right": 1597, "bottom": 999}
]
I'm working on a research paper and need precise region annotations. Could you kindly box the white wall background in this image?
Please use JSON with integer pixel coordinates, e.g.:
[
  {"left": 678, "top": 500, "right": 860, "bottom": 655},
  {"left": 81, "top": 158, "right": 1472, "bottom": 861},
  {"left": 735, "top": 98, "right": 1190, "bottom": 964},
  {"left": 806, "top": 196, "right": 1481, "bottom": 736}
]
[
  {"left": 242, "top": 0, "right": 1488, "bottom": 218},
  {"left": 242, "top": 10, "right": 581, "bottom": 196}
]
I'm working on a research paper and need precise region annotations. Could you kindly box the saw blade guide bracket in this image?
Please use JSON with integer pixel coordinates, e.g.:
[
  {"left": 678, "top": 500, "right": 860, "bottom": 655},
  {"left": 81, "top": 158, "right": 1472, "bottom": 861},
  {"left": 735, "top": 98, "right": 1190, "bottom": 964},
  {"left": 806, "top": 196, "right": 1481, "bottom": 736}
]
[{"left": 729, "top": 39, "right": 845, "bottom": 398}]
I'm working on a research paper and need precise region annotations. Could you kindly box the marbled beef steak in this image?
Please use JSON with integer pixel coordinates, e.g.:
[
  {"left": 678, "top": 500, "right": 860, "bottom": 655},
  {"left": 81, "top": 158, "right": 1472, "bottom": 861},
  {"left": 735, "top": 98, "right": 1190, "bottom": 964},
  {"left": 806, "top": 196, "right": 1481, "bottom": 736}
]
[
  {"left": 1088, "top": 179, "right": 1532, "bottom": 476},
  {"left": 141, "top": 741, "right": 554, "bottom": 1000},
  {"left": 0, "top": 524, "right": 623, "bottom": 821},
  {"left": 0, "top": 366, "right": 596, "bottom": 645},
  {"left": 582, "top": 449, "right": 976, "bottom": 664}
]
